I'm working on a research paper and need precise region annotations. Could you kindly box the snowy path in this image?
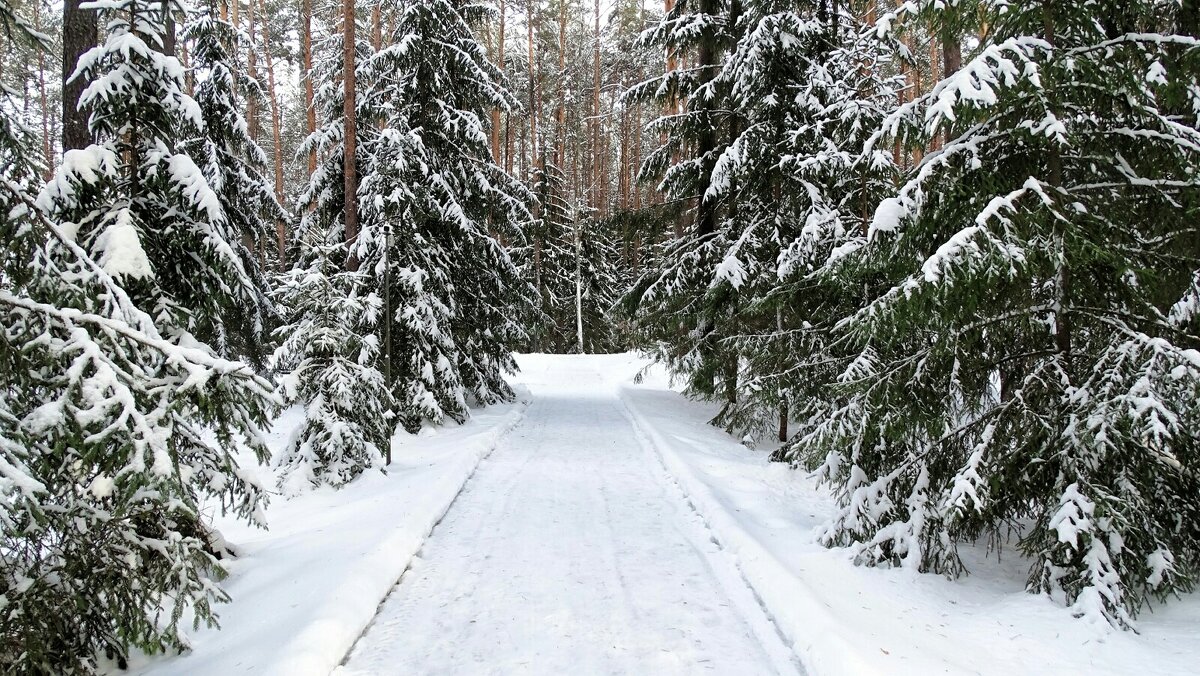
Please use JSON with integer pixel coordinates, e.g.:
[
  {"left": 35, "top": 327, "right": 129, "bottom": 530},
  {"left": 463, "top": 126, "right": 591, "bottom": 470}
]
[{"left": 338, "top": 360, "right": 800, "bottom": 676}]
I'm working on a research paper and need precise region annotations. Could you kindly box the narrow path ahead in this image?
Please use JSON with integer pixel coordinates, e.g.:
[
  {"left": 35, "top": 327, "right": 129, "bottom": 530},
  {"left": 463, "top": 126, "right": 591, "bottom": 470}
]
[{"left": 339, "top": 359, "right": 799, "bottom": 676}]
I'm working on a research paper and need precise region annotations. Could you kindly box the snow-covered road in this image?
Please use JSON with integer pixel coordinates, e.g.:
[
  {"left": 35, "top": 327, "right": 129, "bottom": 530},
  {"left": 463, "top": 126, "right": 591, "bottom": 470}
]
[{"left": 338, "top": 359, "right": 800, "bottom": 676}]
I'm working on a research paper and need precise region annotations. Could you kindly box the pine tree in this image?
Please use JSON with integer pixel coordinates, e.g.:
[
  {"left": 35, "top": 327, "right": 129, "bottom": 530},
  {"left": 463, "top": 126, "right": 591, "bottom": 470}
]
[
  {"left": 793, "top": 0, "right": 1200, "bottom": 627},
  {"left": 184, "top": 0, "right": 287, "bottom": 367},
  {"left": 357, "top": 0, "right": 534, "bottom": 425},
  {"left": 621, "top": 0, "right": 746, "bottom": 414},
  {"left": 715, "top": 1, "right": 901, "bottom": 439},
  {"left": 0, "top": 1, "right": 276, "bottom": 669},
  {"left": 271, "top": 244, "right": 391, "bottom": 493},
  {"left": 528, "top": 160, "right": 623, "bottom": 353}
]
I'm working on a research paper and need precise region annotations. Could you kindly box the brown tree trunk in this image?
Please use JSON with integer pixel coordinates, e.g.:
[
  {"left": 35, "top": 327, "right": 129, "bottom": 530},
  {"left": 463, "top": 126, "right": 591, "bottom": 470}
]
[
  {"left": 492, "top": 0, "right": 504, "bottom": 164},
  {"left": 526, "top": 0, "right": 538, "bottom": 182},
  {"left": 344, "top": 0, "right": 359, "bottom": 271},
  {"left": 591, "top": 0, "right": 602, "bottom": 213},
  {"left": 62, "top": 0, "right": 97, "bottom": 151},
  {"left": 302, "top": 0, "right": 317, "bottom": 174},
  {"left": 35, "top": 0, "right": 52, "bottom": 177},
  {"left": 554, "top": 0, "right": 566, "bottom": 169},
  {"left": 262, "top": 0, "right": 287, "bottom": 265},
  {"left": 162, "top": 0, "right": 176, "bottom": 56},
  {"left": 247, "top": 0, "right": 260, "bottom": 142}
]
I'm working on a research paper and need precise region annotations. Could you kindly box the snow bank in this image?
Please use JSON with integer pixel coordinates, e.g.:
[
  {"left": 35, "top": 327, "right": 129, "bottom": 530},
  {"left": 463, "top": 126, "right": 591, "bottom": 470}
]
[
  {"left": 617, "top": 366, "right": 1200, "bottom": 676},
  {"left": 122, "top": 393, "right": 529, "bottom": 676}
]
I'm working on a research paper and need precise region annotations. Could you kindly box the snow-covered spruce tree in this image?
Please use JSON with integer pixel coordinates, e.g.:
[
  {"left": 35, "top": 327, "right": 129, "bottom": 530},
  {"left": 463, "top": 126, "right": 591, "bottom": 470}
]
[
  {"left": 795, "top": 0, "right": 1200, "bottom": 628},
  {"left": 355, "top": 0, "right": 534, "bottom": 428},
  {"left": 271, "top": 243, "right": 391, "bottom": 493},
  {"left": 43, "top": 0, "right": 267, "bottom": 358},
  {"left": 283, "top": 2, "right": 398, "bottom": 478},
  {"left": 528, "top": 162, "right": 622, "bottom": 353},
  {"left": 183, "top": 0, "right": 287, "bottom": 367},
  {"left": 685, "top": 1, "right": 902, "bottom": 439},
  {"left": 621, "top": 0, "right": 746, "bottom": 414},
  {"left": 0, "top": 2, "right": 275, "bottom": 669}
]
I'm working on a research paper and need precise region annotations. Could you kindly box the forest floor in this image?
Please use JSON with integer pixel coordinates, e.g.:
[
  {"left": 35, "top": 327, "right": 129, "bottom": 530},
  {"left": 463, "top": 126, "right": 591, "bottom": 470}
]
[{"left": 125, "top": 354, "right": 1200, "bottom": 676}]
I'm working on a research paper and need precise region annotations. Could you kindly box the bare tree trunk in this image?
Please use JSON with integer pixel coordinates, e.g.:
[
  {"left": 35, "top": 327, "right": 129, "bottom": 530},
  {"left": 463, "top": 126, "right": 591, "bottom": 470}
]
[
  {"left": 344, "top": 0, "right": 359, "bottom": 271},
  {"left": 62, "top": 0, "right": 97, "bottom": 151},
  {"left": 262, "top": 0, "right": 287, "bottom": 265},
  {"left": 554, "top": 0, "right": 566, "bottom": 169},
  {"left": 633, "top": 0, "right": 645, "bottom": 210},
  {"left": 35, "top": 0, "right": 52, "bottom": 177},
  {"left": 526, "top": 0, "right": 537, "bottom": 182},
  {"left": 492, "top": 0, "right": 505, "bottom": 164},
  {"left": 162, "top": 0, "right": 176, "bottom": 56},
  {"left": 302, "top": 0, "right": 317, "bottom": 174},
  {"left": 247, "top": 0, "right": 260, "bottom": 142},
  {"left": 591, "top": 0, "right": 602, "bottom": 213}
]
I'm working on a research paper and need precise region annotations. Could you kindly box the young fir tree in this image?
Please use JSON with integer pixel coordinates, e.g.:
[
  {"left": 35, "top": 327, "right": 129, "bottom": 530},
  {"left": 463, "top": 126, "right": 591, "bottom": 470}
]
[
  {"left": 795, "top": 0, "right": 1200, "bottom": 628},
  {"left": 1, "top": 5, "right": 274, "bottom": 671},
  {"left": 356, "top": 0, "right": 534, "bottom": 428},
  {"left": 271, "top": 244, "right": 391, "bottom": 493},
  {"left": 621, "top": 0, "right": 746, "bottom": 414},
  {"left": 184, "top": 0, "right": 287, "bottom": 367}
]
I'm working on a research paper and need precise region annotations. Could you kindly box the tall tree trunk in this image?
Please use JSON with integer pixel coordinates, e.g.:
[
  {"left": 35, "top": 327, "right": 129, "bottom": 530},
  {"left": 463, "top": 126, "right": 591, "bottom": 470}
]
[
  {"left": 247, "top": 0, "right": 260, "bottom": 142},
  {"left": 492, "top": 0, "right": 505, "bottom": 164},
  {"left": 35, "top": 0, "right": 52, "bottom": 177},
  {"left": 262, "top": 0, "right": 287, "bottom": 264},
  {"left": 694, "top": 0, "right": 719, "bottom": 237},
  {"left": 591, "top": 0, "right": 602, "bottom": 213},
  {"left": 344, "top": 0, "right": 359, "bottom": 271},
  {"left": 526, "top": 0, "right": 537, "bottom": 182},
  {"left": 61, "top": 0, "right": 97, "bottom": 151},
  {"left": 302, "top": 0, "right": 317, "bottom": 174},
  {"left": 554, "top": 0, "right": 566, "bottom": 169},
  {"left": 161, "top": 0, "right": 176, "bottom": 56}
]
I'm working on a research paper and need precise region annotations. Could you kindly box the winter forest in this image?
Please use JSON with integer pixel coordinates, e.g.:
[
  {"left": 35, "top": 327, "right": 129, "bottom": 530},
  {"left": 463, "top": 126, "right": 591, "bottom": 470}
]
[{"left": 2, "top": 0, "right": 1200, "bottom": 673}]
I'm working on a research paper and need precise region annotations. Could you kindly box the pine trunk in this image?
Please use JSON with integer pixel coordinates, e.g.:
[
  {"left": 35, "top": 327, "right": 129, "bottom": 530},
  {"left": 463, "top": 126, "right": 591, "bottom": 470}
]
[
  {"left": 262, "top": 0, "right": 286, "bottom": 264},
  {"left": 302, "top": 0, "right": 317, "bottom": 174},
  {"left": 61, "top": 0, "right": 97, "bottom": 151},
  {"left": 344, "top": 0, "right": 359, "bottom": 271},
  {"left": 492, "top": 0, "right": 504, "bottom": 164}
]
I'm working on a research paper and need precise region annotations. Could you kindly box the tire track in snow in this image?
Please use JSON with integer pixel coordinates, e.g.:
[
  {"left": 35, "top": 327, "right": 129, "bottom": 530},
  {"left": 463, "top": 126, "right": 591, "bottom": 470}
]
[{"left": 617, "top": 395, "right": 808, "bottom": 676}]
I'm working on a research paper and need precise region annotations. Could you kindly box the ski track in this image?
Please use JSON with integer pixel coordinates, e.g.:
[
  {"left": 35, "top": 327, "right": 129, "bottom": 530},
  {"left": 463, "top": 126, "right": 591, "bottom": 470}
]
[{"left": 337, "top": 361, "right": 801, "bottom": 676}]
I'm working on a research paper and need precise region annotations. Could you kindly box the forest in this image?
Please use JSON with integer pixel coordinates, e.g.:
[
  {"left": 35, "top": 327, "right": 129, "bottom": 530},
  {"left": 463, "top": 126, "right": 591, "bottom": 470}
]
[{"left": 2, "top": 0, "right": 1199, "bottom": 673}]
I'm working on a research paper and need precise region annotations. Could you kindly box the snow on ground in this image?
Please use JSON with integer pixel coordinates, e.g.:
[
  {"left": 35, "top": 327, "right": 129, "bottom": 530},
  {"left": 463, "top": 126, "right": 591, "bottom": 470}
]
[
  {"left": 613, "top": 353, "right": 1200, "bottom": 676},
  {"left": 120, "top": 393, "right": 529, "bottom": 676},
  {"left": 337, "top": 355, "right": 800, "bottom": 676},
  {"left": 114, "top": 353, "right": 1199, "bottom": 676}
]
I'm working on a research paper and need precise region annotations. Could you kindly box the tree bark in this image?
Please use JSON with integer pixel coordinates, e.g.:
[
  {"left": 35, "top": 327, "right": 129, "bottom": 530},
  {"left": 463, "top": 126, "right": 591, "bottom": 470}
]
[
  {"left": 35, "top": 0, "right": 52, "bottom": 177},
  {"left": 262, "top": 0, "right": 287, "bottom": 264},
  {"left": 247, "top": 0, "right": 260, "bottom": 142},
  {"left": 554, "top": 0, "right": 566, "bottom": 169},
  {"left": 592, "top": 0, "right": 602, "bottom": 213},
  {"left": 526, "top": 0, "right": 537, "bottom": 182},
  {"left": 492, "top": 0, "right": 504, "bottom": 164},
  {"left": 61, "top": 0, "right": 97, "bottom": 151},
  {"left": 302, "top": 0, "right": 317, "bottom": 174},
  {"left": 344, "top": 0, "right": 359, "bottom": 271},
  {"left": 694, "top": 0, "right": 719, "bottom": 237}
]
